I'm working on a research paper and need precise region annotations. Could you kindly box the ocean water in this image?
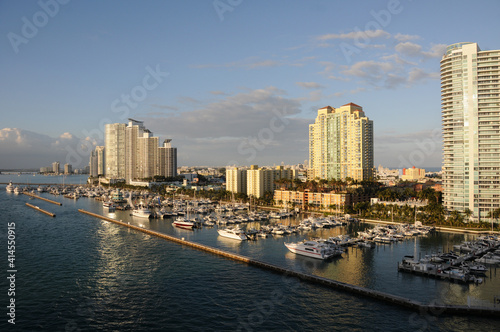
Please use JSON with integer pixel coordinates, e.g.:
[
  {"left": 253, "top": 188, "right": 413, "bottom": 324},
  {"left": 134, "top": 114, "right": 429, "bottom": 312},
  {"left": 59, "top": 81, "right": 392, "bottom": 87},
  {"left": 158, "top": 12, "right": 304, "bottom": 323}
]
[{"left": 0, "top": 177, "right": 499, "bottom": 331}]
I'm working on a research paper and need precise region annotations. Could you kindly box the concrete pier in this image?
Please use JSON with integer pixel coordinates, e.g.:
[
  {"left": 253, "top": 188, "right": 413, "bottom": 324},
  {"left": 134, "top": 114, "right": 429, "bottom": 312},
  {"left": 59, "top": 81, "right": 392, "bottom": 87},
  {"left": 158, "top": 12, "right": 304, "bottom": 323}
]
[
  {"left": 78, "top": 209, "right": 500, "bottom": 318},
  {"left": 23, "top": 192, "right": 62, "bottom": 206},
  {"left": 26, "top": 203, "right": 56, "bottom": 217}
]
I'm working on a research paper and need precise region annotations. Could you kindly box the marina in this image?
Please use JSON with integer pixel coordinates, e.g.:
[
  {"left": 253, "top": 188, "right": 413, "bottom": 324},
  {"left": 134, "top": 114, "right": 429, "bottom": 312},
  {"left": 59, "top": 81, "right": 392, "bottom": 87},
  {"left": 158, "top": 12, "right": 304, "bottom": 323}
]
[
  {"left": 78, "top": 209, "right": 500, "bottom": 317},
  {"left": 2, "top": 176, "right": 500, "bottom": 331}
]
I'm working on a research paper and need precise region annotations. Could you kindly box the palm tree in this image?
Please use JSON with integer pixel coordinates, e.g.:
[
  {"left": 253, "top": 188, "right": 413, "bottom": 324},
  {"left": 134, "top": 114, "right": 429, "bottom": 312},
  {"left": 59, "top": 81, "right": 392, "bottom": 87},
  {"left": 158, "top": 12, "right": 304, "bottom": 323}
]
[
  {"left": 486, "top": 208, "right": 500, "bottom": 231},
  {"left": 463, "top": 208, "right": 472, "bottom": 223}
]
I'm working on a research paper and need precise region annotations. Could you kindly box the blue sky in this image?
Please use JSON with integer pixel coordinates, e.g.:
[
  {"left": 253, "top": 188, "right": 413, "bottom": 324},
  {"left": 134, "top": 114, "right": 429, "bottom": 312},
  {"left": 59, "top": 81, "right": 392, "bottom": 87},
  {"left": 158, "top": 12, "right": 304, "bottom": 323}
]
[{"left": 1, "top": 0, "right": 499, "bottom": 169}]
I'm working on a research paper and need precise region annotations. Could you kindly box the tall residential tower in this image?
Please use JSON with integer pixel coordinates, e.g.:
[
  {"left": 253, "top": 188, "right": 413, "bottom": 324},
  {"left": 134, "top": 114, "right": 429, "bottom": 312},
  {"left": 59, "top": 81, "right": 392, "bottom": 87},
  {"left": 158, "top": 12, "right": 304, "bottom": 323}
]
[
  {"left": 441, "top": 42, "right": 500, "bottom": 220},
  {"left": 103, "top": 119, "right": 177, "bottom": 183},
  {"left": 309, "top": 103, "right": 374, "bottom": 182}
]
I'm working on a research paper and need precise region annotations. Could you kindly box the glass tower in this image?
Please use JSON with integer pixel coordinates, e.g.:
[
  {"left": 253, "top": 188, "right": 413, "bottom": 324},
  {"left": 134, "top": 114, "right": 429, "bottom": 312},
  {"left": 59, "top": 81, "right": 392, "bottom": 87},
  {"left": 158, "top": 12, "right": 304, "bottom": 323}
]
[{"left": 441, "top": 42, "right": 500, "bottom": 220}]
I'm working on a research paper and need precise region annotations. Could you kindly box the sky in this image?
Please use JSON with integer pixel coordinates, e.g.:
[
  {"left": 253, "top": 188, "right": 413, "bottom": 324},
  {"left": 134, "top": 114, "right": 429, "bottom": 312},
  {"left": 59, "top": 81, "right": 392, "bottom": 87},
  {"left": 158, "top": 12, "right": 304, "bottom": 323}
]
[{"left": 1, "top": 0, "right": 499, "bottom": 170}]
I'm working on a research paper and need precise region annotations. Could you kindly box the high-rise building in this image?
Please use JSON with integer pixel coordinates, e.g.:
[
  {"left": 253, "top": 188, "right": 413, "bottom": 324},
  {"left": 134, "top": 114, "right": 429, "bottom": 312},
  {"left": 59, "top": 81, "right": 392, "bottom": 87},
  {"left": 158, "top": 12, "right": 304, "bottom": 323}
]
[
  {"left": 158, "top": 139, "right": 177, "bottom": 178},
  {"left": 96, "top": 146, "right": 105, "bottom": 176},
  {"left": 89, "top": 146, "right": 105, "bottom": 177},
  {"left": 226, "top": 167, "right": 247, "bottom": 194},
  {"left": 105, "top": 123, "right": 126, "bottom": 179},
  {"left": 137, "top": 130, "right": 159, "bottom": 179},
  {"left": 52, "top": 161, "right": 60, "bottom": 174},
  {"left": 125, "top": 119, "right": 145, "bottom": 183},
  {"left": 103, "top": 119, "right": 177, "bottom": 183},
  {"left": 309, "top": 103, "right": 374, "bottom": 181},
  {"left": 441, "top": 42, "right": 500, "bottom": 220},
  {"left": 64, "top": 163, "right": 72, "bottom": 174}
]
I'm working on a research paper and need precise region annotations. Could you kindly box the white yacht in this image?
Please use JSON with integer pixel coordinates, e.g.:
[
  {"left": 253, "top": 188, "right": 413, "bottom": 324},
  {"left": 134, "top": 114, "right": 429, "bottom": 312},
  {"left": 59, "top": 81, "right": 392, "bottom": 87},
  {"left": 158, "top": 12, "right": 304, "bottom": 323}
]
[
  {"left": 132, "top": 205, "right": 151, "bottom": 219},
  {"left": 6, "top": 181, "right": 14, "bottom": 193},
  {"left": 172, "top": 216, "right": 195, "bottom": 229},
  {"left": 284, "top": 240, "right": 342, "bottom": 260},
  {"left": 217, "top": 227, "right": 248, "bottom": 241},
  {"left": 13, "top": 186, "right": 21, "bottom": 195},
  {"left": 103, "top": 201, "right": 116, "bottom": 212}
]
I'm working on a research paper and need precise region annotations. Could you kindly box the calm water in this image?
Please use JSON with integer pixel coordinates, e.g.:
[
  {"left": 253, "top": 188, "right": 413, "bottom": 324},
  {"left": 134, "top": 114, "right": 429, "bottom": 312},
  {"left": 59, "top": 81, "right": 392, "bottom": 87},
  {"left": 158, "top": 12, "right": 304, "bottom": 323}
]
[{"left": 1, "top": 177, "right": 499, "bottom": 331}]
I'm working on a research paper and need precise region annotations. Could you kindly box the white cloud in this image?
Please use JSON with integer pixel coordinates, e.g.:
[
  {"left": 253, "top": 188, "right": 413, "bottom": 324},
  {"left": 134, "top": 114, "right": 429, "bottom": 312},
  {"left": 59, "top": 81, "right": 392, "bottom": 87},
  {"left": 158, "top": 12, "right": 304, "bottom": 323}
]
[
  {"left": 317, "top": 29, "right": 391, "bottom": 41},
  {"left": 209, "top": 91, "right": 228, "bottom": 96},
  {"left": 395, "top": 42, "right": 447, "bottom": 59},
  {"left": 394, "top": 33, "right": 421, "bottom": 42},
  {"left": 143, "top": 87, "right": 310, "bottom": 166},
  {"left": 296, "top": 82, "right": 324, "bottom": 89},
  {"left": 0, "top": 128, "right": 96, "bottom": 168},
  {"left": 192, "top": 57, "right": 282, "bottom": 70}
]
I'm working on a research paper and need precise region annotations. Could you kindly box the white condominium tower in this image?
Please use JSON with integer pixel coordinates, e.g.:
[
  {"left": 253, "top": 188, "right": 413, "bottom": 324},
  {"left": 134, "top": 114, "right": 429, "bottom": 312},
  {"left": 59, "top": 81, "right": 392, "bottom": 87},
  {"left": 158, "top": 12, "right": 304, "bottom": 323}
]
[
  {"left": 309, "top": 103, "right": 374, "bottom": 182},
  {"left": 105, "top": 123, "right": 126, "bottom": 179},
  {"left": 441, "top": 42, "right": 500, "bottom": 220},
  {"left": 104, "top": 119, "right": 177, "bottom": 183}
]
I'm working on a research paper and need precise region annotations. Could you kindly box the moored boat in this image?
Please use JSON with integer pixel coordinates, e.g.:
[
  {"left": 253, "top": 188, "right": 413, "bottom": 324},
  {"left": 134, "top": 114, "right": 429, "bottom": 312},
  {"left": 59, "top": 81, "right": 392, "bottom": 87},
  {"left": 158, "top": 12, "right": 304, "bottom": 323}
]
[
  {"left": 217, "top": 227, "right": 248, "bottom": 241},
  {"left": 132, "top": 204, "right": 152, "bottom": 219},
  {"left": 173, "top": 217, "right": 195, "bottom": 229},
  {"left": 6, "top": 181, "right": 14, "bottom": 193},
  {"left": 284, "top": 240, "right": 342, "bottom": 260}
]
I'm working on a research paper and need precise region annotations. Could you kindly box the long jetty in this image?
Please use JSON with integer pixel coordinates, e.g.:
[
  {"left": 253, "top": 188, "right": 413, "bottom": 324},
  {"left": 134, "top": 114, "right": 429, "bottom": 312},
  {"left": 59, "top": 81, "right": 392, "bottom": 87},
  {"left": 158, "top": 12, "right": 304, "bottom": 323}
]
[
  {"left": 78, "top": 209, "right": 500, "bottom": 318},
  {"left": 26, "top": 203, "right": 56, "bottom": 217},
  {"left": 23, "top": 192, "right": 62, "bottom": 206}
]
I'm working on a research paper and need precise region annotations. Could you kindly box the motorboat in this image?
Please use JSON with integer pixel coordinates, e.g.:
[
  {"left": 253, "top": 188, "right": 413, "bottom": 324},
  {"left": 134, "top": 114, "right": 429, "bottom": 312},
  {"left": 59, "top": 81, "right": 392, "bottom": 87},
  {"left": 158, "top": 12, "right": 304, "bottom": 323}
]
[
  {"left": 103, "top": 201, "right": 116, "bottom": 212},
  {"left": 173, "top": 217, "right": 195, "bottom": 229},
  {"left": 217, "top": 227, "right": 248, "bottom": 241},
  {"left": 475, "top": 253, "right": 500, "bottom": 265},
  {"left": 132, "top": 204, "right": 152, "bottom": 219},
  {"left": 284, "top": 240, "right": 342, "bottom": 260},
  {"left": 463, "top": 263, "right": 488, "bottom": 275},
  {"left": 357, "top": 240, "right": 376, "bottom": 248},
  {"left": 6, "top": 181, "right": 14, "bottom": 193}
]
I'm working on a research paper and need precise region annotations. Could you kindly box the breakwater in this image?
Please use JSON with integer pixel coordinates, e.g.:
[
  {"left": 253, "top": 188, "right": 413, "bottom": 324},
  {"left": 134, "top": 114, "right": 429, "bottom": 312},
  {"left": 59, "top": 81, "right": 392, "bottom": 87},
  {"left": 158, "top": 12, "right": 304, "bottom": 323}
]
[
  {"left": 23, "top": 192, "right": 62, "bottom": 205},
  {"left": 78, "top": 209, "right": 500, "bottom": 318},
  {"left": 26, "top": 203, "right": 56, "bottom": 217}
]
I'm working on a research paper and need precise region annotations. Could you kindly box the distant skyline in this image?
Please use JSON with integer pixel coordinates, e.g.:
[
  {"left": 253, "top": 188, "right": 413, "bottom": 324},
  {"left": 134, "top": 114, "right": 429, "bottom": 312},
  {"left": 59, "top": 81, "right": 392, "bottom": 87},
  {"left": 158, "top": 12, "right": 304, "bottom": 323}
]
[{"left": 1, "top": 0, "right": 499, "bottom": 169}]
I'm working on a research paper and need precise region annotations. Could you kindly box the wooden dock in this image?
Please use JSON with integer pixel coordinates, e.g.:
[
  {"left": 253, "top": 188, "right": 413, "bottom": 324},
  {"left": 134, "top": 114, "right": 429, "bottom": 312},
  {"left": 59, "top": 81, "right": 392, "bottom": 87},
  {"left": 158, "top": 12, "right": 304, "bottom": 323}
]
[
  {"left": 23, "top": 192, "right": 62, "bottom": 206},
  {"left": 78, "top": 209, "right": 500, "bottom": 318},
  {"left": 26, "top": 203, "right": 56, "bottom": 217}
]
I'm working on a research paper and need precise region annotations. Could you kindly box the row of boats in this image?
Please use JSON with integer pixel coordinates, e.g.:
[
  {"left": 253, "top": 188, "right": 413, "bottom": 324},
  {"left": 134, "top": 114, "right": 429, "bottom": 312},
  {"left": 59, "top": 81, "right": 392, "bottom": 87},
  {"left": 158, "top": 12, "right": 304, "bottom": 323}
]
[{"left": 398, "top": 235, "right": 500, "bottom": 284}]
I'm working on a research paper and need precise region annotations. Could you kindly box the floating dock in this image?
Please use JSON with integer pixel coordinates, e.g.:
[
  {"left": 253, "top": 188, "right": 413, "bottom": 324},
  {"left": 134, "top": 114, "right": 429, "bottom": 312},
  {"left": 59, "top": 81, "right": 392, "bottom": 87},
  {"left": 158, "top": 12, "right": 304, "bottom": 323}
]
[
  {"left": 23, "top": 192, "right": 62, "bottom": 206},
  {"left": 78, "top": 209, "right": 500, "bottom": 318},
  {"left": 26, "top": 203, "right": 56, "bottom": 217}
]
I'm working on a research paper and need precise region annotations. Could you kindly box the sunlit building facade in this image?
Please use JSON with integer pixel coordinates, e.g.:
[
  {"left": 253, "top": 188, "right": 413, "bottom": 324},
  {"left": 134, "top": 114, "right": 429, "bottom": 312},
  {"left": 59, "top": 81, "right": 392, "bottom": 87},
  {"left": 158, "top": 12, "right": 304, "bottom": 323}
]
[
  {"left": 104, "top": 119, "right": 177, "bottom": 183},
  {"left": 105, "top": 123, "right": 126, "bottom": 179},
  {"left": 309, "top": 103, "right": 374, "bottom": 182},
  {"left": 441, "top": 42, "right": 500, "bottom": 220}
]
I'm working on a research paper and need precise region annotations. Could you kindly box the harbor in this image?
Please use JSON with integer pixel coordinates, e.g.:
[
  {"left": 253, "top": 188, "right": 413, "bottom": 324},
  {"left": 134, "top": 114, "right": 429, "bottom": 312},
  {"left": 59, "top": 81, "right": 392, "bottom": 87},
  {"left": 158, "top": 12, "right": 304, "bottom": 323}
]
[
  {"left": 2, "top": 178, "right": 500, "bottom": 331},
  {"left": 79, "top": 209, "right": 500, "bottom": 317}
]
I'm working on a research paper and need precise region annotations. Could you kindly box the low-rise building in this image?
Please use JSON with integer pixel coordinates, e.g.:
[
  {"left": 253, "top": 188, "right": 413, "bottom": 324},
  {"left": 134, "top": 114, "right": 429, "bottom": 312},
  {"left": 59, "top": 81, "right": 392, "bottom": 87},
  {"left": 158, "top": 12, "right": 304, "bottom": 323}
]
[{"left": 274, "top": 189, "right": 370, "bottom": 212}]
